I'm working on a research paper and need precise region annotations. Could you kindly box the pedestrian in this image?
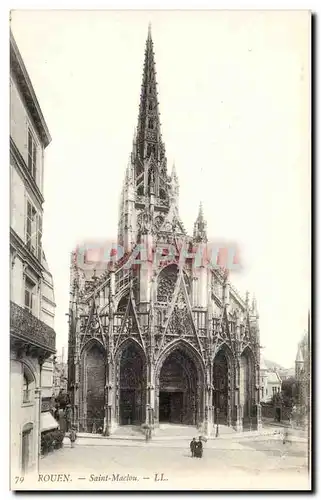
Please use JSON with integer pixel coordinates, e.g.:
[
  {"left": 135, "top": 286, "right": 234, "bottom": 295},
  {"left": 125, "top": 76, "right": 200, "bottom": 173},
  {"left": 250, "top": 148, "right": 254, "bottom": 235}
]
[
  {"left": 190, "top": 437, "right": 196, "bottom": 458},
  {"left": 145, "top": 426, "right": 151, "bottom": 442},
  {"left": 195, "top": 436, "right": 203, "bottom": 458},
  {"left": 58, "top": 407, "right": 67, "bottom": 433},
  {"left": 69, "top": 427, "right": 77, "bottom": 448},
  {"left": 283, "top": 429, "right": 291, "bottom": 445}
]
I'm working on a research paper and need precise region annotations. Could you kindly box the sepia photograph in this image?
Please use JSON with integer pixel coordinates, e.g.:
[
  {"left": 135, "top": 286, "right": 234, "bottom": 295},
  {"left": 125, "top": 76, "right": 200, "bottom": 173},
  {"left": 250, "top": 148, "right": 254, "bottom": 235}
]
[{"left": 8, "top": 9, "right": 311, "bottom": 491}]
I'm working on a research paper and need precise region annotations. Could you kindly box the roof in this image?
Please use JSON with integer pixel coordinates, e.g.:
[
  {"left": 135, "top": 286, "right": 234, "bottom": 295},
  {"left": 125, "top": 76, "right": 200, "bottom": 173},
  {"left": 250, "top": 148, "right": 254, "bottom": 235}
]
[
  {"left": 267, "top": 371, "right": 282, "bottom": 384},
  {"left": 10, "top": 30, "right": 51, "bottom": 148}
]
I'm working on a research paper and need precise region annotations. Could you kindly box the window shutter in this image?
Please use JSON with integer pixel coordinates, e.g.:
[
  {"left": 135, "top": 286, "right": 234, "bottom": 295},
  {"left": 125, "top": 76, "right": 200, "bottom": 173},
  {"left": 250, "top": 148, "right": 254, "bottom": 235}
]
[
  {"left": 26, "top": 201, "right": 32, "bottom": 248},
  {"left": 24, "top": 288, "right": 30, "bottom": 310},
  {"left": 28, "top": 129, "right": 32, "bottom": 173},
  {"left": 31, "top": 290, "right": 37, "bottom": 315},
  {"left": 37, "top": 215, "right": 43, "bottom": 261},
  {"left": 32, "top": 145, "right": 37, "bottom": 179}
]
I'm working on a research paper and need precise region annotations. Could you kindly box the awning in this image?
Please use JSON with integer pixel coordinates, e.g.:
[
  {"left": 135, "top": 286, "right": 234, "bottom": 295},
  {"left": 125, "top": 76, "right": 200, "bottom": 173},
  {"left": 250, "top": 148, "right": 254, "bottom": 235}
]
[{"left": 41, "top": 412, "right": 59, "bottom": 432}]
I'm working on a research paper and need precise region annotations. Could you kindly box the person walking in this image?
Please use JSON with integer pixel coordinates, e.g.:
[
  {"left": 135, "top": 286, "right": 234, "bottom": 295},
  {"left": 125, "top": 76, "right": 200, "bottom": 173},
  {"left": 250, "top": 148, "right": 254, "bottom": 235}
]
[
  {"left": 69, "top": 427, "right": 77, "bottom": 448},
  {"left": 195, "top": 437, "right": 203, "bottom": 458},
  {"left": 190, "top": 437, "right": 196, "bottom": 458}
]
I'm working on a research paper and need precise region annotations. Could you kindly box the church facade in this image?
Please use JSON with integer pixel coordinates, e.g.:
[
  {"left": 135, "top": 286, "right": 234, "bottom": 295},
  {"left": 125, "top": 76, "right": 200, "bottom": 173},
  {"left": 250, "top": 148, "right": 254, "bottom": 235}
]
[{"left": 68, "top": 27, "right": 261, "bottom": 435}]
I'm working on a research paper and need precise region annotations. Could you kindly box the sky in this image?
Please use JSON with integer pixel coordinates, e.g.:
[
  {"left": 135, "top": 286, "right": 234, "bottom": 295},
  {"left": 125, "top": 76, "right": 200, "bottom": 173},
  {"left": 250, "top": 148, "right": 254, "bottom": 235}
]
[{"left": 10, "top": 9, "right": 311, "bottom": 368}]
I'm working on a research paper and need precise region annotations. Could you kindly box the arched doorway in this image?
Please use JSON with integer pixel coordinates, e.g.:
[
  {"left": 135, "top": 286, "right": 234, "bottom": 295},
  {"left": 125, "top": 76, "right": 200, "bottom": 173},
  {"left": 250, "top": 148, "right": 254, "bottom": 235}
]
[
  {"left": 240, "top": 348, "right": 255, "bottom": 426},
  {"left": 157, "top": 346, "right": 202, "bottom": 426},
  {"left": 118, "top": 342, "right": 146, "bottom": 425},
  {"left": 82, "top": 341, "right": 105, "bottom": 433},
  {"left": 213, "top": 348, "right": 231, "bottom": 424}
]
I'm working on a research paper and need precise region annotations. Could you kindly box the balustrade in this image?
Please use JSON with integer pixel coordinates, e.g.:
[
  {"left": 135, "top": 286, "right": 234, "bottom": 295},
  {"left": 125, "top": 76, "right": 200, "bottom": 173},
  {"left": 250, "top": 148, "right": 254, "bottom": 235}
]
[{"left": 10, "top": 301, "right": 56, "bottom": 352}]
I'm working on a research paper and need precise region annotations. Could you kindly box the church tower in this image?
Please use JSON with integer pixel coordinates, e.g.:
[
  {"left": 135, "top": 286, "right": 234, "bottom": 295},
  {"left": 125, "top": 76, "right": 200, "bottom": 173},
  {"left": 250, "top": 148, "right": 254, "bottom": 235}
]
[{"left": 118, "top": 25, "right": 172, "bottom": 253}]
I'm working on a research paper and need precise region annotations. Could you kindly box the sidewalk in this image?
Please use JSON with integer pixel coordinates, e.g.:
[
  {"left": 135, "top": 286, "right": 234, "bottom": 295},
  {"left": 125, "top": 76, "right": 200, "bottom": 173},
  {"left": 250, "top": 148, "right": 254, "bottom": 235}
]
[{"left": 68, "top": 426, "right": 307, "bottom": 448}]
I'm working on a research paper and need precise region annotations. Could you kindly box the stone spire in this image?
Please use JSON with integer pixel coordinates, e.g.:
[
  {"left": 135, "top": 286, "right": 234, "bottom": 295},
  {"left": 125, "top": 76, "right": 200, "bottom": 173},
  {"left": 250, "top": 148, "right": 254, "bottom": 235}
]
[
  {"left": 135, "top": 24, "right": 165, "bottom": 165},
  {"left": 131, "top": 128, "right": 137, "bottom": 163},
  {"left": 296, "top": 346, "right": 304, "bottom": 363},
  {"left": 131, "top": 25, "right": 169, "bottom": 214},
  {"left": 193, "top": 202, "right": 207, "bottom": 243}
]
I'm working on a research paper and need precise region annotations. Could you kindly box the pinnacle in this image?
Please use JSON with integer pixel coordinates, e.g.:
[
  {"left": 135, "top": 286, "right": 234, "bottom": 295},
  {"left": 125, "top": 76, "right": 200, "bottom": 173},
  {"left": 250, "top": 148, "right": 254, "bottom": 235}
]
[
  {"left": 193, "top": 201, "right": 207, "bottom": 242},
  {"left": 171, "top": 162, "right": 177, "bottom": 178}
]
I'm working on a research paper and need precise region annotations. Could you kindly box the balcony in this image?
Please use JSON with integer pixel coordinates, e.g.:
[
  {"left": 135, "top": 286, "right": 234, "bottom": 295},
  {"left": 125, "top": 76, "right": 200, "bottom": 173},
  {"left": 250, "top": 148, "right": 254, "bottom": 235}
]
[{"left": 10, "top": 301, "right": 56, "bottom": 353}]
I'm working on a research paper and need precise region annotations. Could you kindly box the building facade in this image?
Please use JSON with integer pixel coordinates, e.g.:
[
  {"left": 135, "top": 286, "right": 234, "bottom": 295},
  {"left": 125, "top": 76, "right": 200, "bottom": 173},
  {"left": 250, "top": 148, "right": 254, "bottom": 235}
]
[
  {"left": 68, "top": 27, "right": 261, "bottom": 436},
  {"left": 10, "top": 31, "right": 56, "bottom": 476},
  {"left": 53, "top": 351, "right": 68, "bottom": 397},
  {"left": 259, "top": 357, "right": 282, "bottom": 403}
]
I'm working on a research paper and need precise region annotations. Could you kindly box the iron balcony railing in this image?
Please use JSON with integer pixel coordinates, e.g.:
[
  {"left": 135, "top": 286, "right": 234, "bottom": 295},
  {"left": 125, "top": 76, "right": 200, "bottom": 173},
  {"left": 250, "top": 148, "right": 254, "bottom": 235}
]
[{"left": 10, "top": 301, "right": 56, "bottom": 352}]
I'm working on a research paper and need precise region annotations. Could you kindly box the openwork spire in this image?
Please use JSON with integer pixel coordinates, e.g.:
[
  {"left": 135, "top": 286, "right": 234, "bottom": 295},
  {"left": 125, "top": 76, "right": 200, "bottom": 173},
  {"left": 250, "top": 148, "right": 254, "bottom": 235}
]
[
  {"left": 135, "top": 25, "right": 166, "bottom": 164},
  {"left": 193, "top": 202, "right": 207, "bottom": 242}
]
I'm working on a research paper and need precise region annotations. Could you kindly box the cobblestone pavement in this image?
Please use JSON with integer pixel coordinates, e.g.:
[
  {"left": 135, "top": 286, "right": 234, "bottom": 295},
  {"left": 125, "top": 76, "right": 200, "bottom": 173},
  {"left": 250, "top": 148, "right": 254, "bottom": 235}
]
[{"left": 27, "top": 434, "right": 310, "bottom": 491}]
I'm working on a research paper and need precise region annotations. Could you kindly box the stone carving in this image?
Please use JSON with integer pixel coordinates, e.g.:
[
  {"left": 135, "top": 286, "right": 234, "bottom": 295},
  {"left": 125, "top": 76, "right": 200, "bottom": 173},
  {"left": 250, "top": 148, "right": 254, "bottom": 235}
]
[
  {"left": 138, "top": 209, "right": 152, "bottom": 234},
  {"left": 167, "top": 292, "right": 193, "bottom": 337},
  {"left": 154, "top": 215, "right": 164, "bottom": 231},
  {"left": 89, "top": 314, "right": 100, "bottom": 334},
  {"left": 157, "top": 266, "right": 178, "bottom": 303}
]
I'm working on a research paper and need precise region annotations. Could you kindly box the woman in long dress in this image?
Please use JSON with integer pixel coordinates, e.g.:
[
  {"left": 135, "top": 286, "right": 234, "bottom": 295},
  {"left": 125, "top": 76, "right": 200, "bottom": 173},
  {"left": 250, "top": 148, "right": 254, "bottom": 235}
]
[{"left": 195, "top": 437, "right": 203, "bottom": 458}]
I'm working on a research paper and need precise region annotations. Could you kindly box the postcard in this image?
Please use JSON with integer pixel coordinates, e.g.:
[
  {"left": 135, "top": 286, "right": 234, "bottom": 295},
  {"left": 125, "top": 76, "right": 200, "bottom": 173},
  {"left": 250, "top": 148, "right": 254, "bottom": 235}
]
[{"left": 9, "top": 9, "right": 311, "bottom": 491}]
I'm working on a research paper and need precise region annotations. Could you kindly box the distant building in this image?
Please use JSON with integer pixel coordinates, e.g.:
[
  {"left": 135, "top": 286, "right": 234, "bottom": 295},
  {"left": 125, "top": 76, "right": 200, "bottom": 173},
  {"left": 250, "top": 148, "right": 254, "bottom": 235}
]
[
  {"left": 260, "top": 356, "right": 282, "bottom": 403},
  {"left": 10, "top": 30, "right": 57, "bottom": 477},
  {"left": 278, "top": 367, "right": 295, "bottom": 381},
  {"left": 53, "top": 355, "right": 68, "bottom": 397}
]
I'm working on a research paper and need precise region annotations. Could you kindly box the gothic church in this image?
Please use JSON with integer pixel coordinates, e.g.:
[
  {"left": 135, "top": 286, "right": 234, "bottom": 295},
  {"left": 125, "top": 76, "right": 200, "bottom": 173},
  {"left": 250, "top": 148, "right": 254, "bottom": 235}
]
[{"left": 68, "top": 26, "right": 261, "bottom": 435}]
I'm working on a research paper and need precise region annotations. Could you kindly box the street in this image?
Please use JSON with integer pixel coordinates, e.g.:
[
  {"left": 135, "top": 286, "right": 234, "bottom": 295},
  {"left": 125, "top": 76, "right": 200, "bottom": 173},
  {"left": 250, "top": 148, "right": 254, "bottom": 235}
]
[{"left": 24, "top": 429, "right": 310, "bottom": 491}]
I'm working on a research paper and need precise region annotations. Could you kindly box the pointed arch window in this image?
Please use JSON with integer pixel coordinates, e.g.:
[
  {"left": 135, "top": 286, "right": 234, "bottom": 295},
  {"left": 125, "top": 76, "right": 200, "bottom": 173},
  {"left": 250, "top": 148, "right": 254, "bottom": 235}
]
[
  {"left": 148, "top": 101, "right": 153, "bottom": 111},
  {"left": 147, "top": 144, "right": 156, "bottom": 157},
  {"left": 148, "top": 118, "right": 154, "bottom": 130},
  {"left": 23, "top": 375, "right": 30, "bottom": 403}
]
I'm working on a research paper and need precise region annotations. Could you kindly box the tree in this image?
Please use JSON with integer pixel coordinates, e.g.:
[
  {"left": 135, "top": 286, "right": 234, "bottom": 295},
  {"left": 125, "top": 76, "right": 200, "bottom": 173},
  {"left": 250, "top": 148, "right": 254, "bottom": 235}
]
[{"left": 281, "top": 377, "right": 299, "bottom": 407}]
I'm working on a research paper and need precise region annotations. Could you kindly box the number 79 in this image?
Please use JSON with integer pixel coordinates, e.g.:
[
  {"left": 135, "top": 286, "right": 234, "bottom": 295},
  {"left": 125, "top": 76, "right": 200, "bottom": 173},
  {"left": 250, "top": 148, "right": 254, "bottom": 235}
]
[{"left": 15, "top": 476, "right": 24, "bottom": 484}]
